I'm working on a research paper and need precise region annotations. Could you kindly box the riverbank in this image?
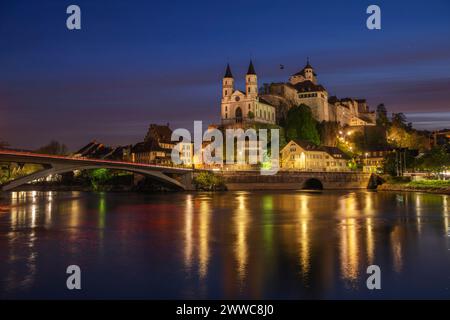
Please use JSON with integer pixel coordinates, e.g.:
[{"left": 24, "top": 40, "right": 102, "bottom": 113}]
[
  {"left": 0, "top": 182, "right": 179, "bottom": 193},
  {"left": 377, "top": 179, "right": 450, "bottom": 195}
]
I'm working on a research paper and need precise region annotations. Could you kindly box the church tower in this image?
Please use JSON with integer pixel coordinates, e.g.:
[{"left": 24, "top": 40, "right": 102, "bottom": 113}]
[
  {"left": 222, "top": 64, "right": 234, "bottom": 99},
  {"left": 245, "top": 60, "right": 258, "bottom": 98}
]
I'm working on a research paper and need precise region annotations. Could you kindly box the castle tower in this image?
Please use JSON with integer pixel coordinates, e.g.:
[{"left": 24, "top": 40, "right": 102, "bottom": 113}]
[
  {"left": 245, "top": 60, "right": 258, "bottom": 98},
  {"left": 303, "top": 58, "right": 316, "bottom": 83},
  {"left": 289, "top": 58, "right": 317, "bottom": 85},
  {"left": 222, "top": 64, "right": 234, "bottom": 99}
]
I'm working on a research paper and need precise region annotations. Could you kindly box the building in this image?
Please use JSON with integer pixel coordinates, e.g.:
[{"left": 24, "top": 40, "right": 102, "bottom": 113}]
[
  {"left": 281, "top": 140, "right": 350, "bottom": 171},
  {"left": 73, "top": 141, "right": 131, "bottom": 161},
  {"left": 131, "top": 124, "right": 175, "bottom": 165},
  {"left": 360, "top": 147, "right": 394, "bottom": 173},
  {"left": 432, "top": 129, "right": 450, "bottom": 147},
  {"left": 173, "top": 141, "right": 193, "bottom": 166},
  {"left": 260, "top": 59, "right": 376, "bottom": 126},
  {"left": 221, "top": 61, "right": 276, "bottom": 127}
]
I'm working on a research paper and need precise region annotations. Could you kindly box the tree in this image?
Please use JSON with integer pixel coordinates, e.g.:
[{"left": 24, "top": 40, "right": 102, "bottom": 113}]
[
  {"left": 391, "top": 112, "right": 407, "bottom": 128},
  {"left": 376, "top": 104, "right": 389, "bottom": 127},
  {"left": 36, "top": 140, "right": 68, "bottom": 155},
  {"left": 285, "top": 104, "right": 320, "bottom": 145},
  {"left": 416, "top": 146, "right": 450, "bottom": 175},
  {"left": 383, "top": 149, "right": 417, "bottom": 176},
  {"left": 388, "top": 117, "right": 430, "bottom": 152},
  {"left": 318, "top": 121, "right": 339, "bottom": 146},
  {"left": 350, "top": 126, "right": 388, "bottom": 153},
  {"left": 193, "top": 171, "right": 226, "bottom": 190}
]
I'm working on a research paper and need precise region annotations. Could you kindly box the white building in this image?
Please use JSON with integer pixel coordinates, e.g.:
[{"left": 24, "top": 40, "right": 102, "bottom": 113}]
[{"left": 221, "top": 61, "right": 276, "bottom": 126}]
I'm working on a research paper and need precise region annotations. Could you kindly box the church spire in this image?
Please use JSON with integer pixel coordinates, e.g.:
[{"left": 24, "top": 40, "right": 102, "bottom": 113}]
[
  {"left": 224, "top": 63, "right": 233, "bottom": 78},
  {"left": 246, "top": 60, "right": 256, "bottom": 75}
]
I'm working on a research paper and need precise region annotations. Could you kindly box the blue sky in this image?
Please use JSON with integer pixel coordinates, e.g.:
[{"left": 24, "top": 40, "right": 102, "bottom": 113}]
[{"left": 1, "top": 0, "right": 449, "bottom": 149}]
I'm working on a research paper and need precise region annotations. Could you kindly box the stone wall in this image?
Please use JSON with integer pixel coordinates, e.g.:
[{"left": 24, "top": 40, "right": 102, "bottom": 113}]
[{"left": 219, "top": 170, "right": 372, "bottom": 190}]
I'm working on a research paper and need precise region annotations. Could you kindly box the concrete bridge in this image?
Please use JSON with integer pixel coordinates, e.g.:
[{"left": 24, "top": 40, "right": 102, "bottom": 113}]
[
  {"left": 219, "top": 170, "right": 374, "bottom": 190},
  {"left": 0, "top": 150, "right": 195, "bottom": 191},
  {"left": 1, "top": 150, "right": 374, "bottom": 192}
]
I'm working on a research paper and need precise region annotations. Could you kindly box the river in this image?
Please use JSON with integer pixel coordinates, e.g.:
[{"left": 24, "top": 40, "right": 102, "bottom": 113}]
[{"left": 0, "top": 190, "right": 449, "bottom": 299}]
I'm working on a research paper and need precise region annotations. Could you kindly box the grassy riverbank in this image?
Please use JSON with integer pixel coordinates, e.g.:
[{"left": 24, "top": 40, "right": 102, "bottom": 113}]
[{"left": 378, "top": 179, "right": 450, "bottom": 194}]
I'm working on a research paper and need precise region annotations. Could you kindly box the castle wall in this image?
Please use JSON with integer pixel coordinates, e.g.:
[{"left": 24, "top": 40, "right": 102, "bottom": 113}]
[{"left": 297, "top": 93, "right": 329, "bottom": 122}]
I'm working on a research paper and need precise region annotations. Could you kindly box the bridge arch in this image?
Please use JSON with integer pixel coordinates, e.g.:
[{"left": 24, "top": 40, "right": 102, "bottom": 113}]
[
  {"left": 302, "top": 178, "right": 323, "bottom": 190},
  {"left": 1, "top": 164, "right": 188, "bottom": 191}
]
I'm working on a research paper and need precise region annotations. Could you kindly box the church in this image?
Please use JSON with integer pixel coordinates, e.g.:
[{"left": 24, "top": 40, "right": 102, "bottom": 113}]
[
  {"left": 220, "top": 61, "right": 276, "bottom": 127},
  {"left": 220, "top": 59, "right": 376, "bottom": 128}
]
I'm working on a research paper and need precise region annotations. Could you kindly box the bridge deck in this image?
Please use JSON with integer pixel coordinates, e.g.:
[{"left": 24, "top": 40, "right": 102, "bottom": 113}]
[{"left": 0, "top": 150, "right": 192, "bottom": 174}]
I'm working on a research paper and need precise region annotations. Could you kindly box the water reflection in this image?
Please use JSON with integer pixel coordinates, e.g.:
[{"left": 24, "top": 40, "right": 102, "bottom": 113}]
[
  {"left": 234, "top": 192, "right": 250, "bottom": 283},
  {"left": 296, "top": 194, "right": 310, "bottom": 277},
  {"left": 338, "top": 193, "right": 360, "bottom": 285},
  {"left": 198, "top": 200, "right": 210, "bottom": 279},
  {"left": 184, "top": 195, "right": 193, "bottom": 272},
  {"left": 363, "top": 193, "right": 375, "bottom": 265},
  {"left": 1, "top": 190, "right": 450, "bottom": 299},
  {"left": 182, "top": 194, "right": 211, "bottom": 281},
  {"left": 444, "top": 196, "right": 449, "bottom": 235}
]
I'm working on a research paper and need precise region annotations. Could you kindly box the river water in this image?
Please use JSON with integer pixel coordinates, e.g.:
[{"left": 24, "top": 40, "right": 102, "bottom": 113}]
[{"left": 0, "top": 190, "right": 449, "bottom": 299}]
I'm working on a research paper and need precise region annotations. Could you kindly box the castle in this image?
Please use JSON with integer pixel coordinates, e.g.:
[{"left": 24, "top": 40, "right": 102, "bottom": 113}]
[{"left": 220, "top": 60, "right": 376, "bottom": 127}]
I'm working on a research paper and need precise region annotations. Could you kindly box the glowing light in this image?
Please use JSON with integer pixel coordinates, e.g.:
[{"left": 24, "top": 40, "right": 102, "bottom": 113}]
[
  {"left": 198, "top": 200, "right": 210, "bottom": 279},
  {"left": 184, "top": 195, "right": 193, "bottom": 271},
  {"left": 234, "top": 193, "right": 250, "bottom": 282},
  {"left": 296, "top": 194, "right": 310, "bottom": 275},
  {"left": 390, "top": 226, "right": 403, "bottom": 273},
  {"left": 338, "top": 193, "right": 360, "bottom": 284},
  {"left": 98, "top": 194, "right": 106, "bottom": 229},
  {"left": 340, "top": 217, "right": 359, "bottom": 282}
]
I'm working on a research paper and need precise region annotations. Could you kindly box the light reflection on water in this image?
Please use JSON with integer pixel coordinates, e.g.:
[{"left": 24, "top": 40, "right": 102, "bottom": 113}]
[{"left": 0, "top": 190, "right": 449, "bottom": 299}]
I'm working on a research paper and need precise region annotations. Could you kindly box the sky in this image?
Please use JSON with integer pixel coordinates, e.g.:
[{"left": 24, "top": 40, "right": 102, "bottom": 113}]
[{"left": 1, "top": 0, "right": 450, "bottom": 150}]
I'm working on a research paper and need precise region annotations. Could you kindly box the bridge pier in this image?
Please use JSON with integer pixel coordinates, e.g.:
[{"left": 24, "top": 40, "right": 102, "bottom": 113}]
[{"left": 180, "top": 172, "right": 195, "bottom": 191}]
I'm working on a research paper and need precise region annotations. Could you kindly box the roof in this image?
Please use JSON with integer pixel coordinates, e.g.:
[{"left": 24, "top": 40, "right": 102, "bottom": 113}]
[
  {"left": 291, "top": 59, "right": 317, "bottom": 77},
  {"left": 224, "top": 64, "right": 233, "bottom": 78},
  {"left": 291, "top": 139, "right": 322, "bottom": 151},
  {"left": 144, "top": 124, "right": 173, "bottom": 144},
  {"left": 286, "top": 140, "right": 350, "bottom": 159},
  {"left": 292, "top": 80, "right": 326, "bottom": 92},
  {"left": 328, "top": 96, "right": 339, "bottom": 104},
  {"left": 320, "top": 146, "right": 351, "bottom": 160},
  {"left": 258, "top": 97, "right": 275, "bottom": 107},
  {"left": 365, "top": 146, "right": 395, "bottom": 152},
  {"left": 74, "top": 141, "right": 99, "bottom": 155},
  {"left": 132, "top": 140, "right": 166, "bottom": 153},
  {"left": 247, "top": 60, "right": 256, "bottom": 75},
  {"left": 74, "top": 141, "right": 113, "bottom": 158},
  {"left": 291, "top": 69, "right": 317, "bottom": 77}
]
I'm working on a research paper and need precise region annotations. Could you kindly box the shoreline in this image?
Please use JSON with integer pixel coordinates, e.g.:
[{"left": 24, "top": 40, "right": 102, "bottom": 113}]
[
  {"left": 2, "top": 181, "right": 450, "bottom": 196},
  {"left": 377, "top": 182, "right": 450, "bottom": 195}
]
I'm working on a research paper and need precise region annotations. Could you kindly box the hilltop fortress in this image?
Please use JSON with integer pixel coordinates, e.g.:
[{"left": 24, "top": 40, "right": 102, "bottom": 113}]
[{"left": 220, "top": 60, "right": 376, "bottom": 128}]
